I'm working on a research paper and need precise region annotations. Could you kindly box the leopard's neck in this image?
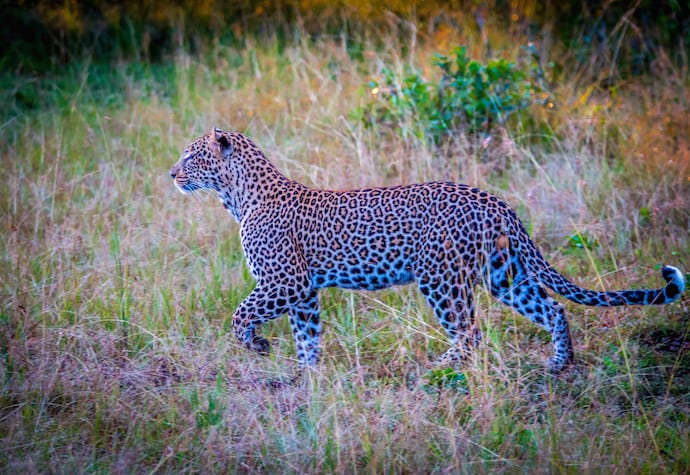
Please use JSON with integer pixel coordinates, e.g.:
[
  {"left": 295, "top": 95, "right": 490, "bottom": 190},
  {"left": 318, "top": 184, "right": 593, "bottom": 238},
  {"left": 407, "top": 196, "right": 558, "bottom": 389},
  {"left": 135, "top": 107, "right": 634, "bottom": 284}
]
[{"left": 217, "top": 159, "right": 304, "bottom": 223}]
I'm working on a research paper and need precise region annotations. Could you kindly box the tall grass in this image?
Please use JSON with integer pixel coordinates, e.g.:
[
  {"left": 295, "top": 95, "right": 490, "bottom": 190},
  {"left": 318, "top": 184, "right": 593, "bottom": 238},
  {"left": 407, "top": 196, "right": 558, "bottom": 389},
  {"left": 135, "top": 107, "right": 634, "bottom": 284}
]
[{"left": 1, "top": 11, "right": 689, "bottom": 473}]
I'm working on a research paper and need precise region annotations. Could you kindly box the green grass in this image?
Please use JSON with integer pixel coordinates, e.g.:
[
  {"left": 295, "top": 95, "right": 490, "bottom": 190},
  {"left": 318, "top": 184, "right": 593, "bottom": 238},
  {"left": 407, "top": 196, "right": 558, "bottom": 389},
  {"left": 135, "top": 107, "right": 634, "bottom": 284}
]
[{"left": 1, "top": 16, "right": 690, "bottom": 473}]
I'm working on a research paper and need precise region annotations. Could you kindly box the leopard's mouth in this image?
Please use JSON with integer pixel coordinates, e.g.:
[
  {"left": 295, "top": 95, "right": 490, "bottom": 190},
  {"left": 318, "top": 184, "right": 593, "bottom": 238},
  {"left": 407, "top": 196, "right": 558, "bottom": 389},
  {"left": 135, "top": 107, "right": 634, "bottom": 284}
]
[{"left": 174, "top": 179, "right": 202, "bottom": 194}]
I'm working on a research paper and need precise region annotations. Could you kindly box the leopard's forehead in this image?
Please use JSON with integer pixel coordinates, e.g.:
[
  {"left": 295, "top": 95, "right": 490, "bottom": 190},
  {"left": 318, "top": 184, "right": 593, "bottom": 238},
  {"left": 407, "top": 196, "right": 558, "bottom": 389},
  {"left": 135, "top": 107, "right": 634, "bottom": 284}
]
[
  {"left": 179, "top": 133, "right": 222, "bottom": 162},
  {"left": 185, "top": 133, "right": 212, "bottom": 152}
]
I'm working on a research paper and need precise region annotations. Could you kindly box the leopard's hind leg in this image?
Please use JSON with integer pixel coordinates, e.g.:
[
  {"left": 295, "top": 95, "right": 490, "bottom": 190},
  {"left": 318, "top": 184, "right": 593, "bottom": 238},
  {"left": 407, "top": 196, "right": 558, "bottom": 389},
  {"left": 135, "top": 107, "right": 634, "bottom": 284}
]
[
  {"left": 486, "top": 249, "right": 574, "bottom": 372},
  {"left": 416, "top": 242, "right": 480, "bottom": 368}
]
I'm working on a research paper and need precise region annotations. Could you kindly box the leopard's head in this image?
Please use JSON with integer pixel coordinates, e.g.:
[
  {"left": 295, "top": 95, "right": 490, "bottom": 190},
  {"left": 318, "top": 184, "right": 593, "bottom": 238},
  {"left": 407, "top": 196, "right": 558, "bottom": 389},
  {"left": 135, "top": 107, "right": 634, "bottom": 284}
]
[{"left": 170, "top": 127, "right": 234, "bottom": 194}]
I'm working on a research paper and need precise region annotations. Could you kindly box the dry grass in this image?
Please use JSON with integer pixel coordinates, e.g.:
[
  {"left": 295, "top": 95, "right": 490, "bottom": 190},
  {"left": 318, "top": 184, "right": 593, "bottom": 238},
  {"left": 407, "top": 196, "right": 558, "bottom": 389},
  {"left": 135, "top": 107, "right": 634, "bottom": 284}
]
[{"left": 1, "top": 21, "right": 689, "bottom": 474}]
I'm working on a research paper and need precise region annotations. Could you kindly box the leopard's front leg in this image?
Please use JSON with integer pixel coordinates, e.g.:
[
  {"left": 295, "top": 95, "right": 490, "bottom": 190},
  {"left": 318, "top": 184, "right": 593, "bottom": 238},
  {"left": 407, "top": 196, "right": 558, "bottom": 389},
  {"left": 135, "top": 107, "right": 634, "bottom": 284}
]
[
  {"left": 287, "top": 289, "right": 321, "bottom": 367},
  {"left": 232, "top": 286, "right": 291, "bottom": 356},
  {"left": 234, "top": 221, "right": 315, "bottom": 364}
]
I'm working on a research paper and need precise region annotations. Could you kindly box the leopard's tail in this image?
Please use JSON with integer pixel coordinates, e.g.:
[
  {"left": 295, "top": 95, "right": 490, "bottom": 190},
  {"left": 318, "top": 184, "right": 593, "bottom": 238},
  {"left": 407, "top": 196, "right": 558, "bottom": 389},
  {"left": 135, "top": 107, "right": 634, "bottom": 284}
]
[
  {"left": 503, "top": 212, "right": 686, "bottom": 306},
  {"left": 537, "top": 262, "right": 685, "bottom": 307},
  {"left": 498, "top": 210, "right": 684, "bottom": 307}
]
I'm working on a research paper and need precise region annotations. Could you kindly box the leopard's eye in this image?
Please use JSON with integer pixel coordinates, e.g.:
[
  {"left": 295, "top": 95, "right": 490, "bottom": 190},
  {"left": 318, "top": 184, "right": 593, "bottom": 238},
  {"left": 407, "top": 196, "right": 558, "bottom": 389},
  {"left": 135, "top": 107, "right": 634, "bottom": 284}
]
[{"left": 182, "top": 153, "right": 195, "bottom": 165}]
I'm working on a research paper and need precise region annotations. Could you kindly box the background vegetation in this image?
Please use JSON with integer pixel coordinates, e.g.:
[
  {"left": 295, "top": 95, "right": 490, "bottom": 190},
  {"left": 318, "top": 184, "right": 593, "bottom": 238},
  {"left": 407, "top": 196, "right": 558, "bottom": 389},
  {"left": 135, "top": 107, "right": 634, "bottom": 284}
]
[{"left": 1, "top": 0, "right": 689, "bottom": 472}]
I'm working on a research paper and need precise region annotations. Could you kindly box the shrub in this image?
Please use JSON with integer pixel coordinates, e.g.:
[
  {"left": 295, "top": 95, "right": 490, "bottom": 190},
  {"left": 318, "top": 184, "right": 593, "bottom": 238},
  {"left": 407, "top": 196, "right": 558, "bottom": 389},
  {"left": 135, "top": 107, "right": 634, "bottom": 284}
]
[{"left": 359, "top": 45, "right": 550, "bottom": 144}]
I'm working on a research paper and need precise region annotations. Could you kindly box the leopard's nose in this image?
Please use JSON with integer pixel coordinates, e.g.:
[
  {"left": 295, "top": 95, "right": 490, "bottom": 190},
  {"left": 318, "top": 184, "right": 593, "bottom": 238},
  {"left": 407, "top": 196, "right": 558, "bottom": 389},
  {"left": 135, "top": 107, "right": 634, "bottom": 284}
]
[{"left": 170, "top": 166, "right": 178, "bottom": 179}]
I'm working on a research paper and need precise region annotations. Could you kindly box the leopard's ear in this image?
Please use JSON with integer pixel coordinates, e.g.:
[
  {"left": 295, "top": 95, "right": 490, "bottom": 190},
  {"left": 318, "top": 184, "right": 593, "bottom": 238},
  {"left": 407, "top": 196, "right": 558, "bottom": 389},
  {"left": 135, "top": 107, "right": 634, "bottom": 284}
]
[{"left": 212, "top": 127, "right": 233, "bottom": 159}]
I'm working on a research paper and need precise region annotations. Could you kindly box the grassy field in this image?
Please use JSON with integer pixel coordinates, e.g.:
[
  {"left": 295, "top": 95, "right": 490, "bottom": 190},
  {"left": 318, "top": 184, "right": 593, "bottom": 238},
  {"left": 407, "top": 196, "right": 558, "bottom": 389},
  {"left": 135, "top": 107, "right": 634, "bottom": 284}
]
[{"left": 2, "top": 8, "right": 690, "bottom": 473}]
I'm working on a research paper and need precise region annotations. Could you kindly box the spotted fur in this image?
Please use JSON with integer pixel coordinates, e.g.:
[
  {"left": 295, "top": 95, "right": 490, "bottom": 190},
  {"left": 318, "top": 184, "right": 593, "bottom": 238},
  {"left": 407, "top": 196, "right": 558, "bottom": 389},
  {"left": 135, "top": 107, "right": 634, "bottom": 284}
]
[{"left": 170, "top": 128, "right": 686, "bottom": 372}]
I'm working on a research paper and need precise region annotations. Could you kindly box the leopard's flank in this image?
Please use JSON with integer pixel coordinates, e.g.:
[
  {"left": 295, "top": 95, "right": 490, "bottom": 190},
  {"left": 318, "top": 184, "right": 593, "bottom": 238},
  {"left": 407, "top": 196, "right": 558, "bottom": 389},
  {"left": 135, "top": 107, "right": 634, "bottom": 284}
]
[{"left": 170, "top": 128, "right": 685, "bottom": 373}]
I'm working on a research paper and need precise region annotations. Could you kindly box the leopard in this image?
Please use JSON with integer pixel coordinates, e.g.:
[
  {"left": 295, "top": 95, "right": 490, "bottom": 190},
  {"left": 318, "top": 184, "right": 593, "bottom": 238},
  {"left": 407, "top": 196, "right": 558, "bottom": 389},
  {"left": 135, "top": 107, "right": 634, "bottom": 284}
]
[{"left": 170, "top": 127, "right": 685, "bottom": 373}]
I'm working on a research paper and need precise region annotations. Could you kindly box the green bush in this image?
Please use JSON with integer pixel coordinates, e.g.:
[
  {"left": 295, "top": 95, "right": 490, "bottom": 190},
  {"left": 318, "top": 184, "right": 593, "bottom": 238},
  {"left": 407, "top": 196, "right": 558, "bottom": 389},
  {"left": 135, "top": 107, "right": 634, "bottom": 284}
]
[{"left": 360, "top": 46, "right": 549, "bottom": 144}]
